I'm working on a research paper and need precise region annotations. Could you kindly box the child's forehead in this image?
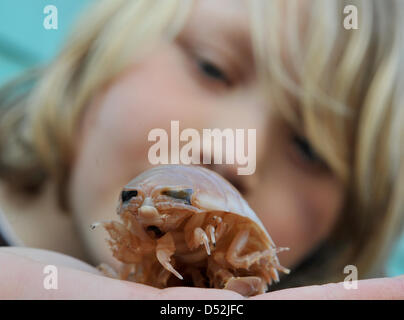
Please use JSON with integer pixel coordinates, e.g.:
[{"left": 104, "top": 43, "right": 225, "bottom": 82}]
[
  {"left": 184, "top": 0, "right": 250, "bottom": 37},
  {"left": 195, "top": 0, "right": 248, "bottom": 18},
  {"left": 178, "top": 0, "right": 253, "bottom": 59}
]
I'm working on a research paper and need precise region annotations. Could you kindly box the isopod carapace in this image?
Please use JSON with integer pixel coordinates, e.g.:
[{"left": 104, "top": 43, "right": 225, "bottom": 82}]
[{"left": 92, "top": 165, "right": 290, "bottom": 296}]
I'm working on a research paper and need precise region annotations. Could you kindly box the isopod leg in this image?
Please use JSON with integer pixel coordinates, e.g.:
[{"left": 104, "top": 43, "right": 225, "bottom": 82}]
[
  {"left": 204, "top": 213, "right": 225, "bottom": 245},
  {"left": 205, "top": 225, "right": 216, "bottom": 246},
  {"left": 97, "top": 263, "right": 118, "bottom": 279},
  {"left": 271, "top": 255, "right": 291, "bottom": 274},
  {"left": 258, "top": 250, "right": 290, "bottom": 284},
  {"left": 119, "top": 263, "right": 135, "bottom": 280},
  {"left": 120, "top": 210, "right": 151, "bottom": 243},
  {"left": 208, "top": 256, "right": 267, "bottom": 296},
  {"left": 226, "top": 229, "right": 273, "bottom": 269},
  {"left": 156, "top": 232, "right": 183, "bottom": 280},
  {"left": 92, "top": 220, "right": 143, "bottom": 264},
  {"left": 184, "top": 267, "right": 206, "bottom": 288},
  {"left": 194, "top": 227, "right": 211, "bottom": 255},
  {"left": 184, "top": 213, "right": 211, "bottom": 255},
  {"left": 260, "top": 264, "right": 279, "bottom": 284},
  {"left": 270, "top": 267, "right": 280, "bottom": 282},
  {"left": 207, "top": 258, "right": 234, "bottom": 289},
  {"left": 259, "top": 253, "right": 290, "bottom": 275},
  {"left": 155, "top": 267, "right": 172, "bottom": 288},
  {"left": 224, "top": 276, "right": 267, "bottom": 297},
  {"left": 211, "top": 215, "right": 227, "bottom": 242}
]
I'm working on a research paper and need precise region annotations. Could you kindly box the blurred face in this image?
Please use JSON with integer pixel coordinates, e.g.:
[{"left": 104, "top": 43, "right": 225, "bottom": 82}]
[{"left": 68, "top": 0, "right": 344, "bottom": 271}]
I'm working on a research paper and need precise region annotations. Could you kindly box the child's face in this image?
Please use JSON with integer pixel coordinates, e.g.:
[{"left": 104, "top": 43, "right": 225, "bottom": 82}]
[{"left": 68, "top": 0, "right": 345, "bottom": 270}]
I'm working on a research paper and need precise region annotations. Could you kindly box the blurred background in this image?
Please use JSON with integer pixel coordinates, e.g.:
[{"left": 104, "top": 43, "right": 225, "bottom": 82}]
[
  {"left": 0, "top": 0, "right": 91, "bottom": 85},
  {"left": 0, "top": 0, "right": 403, "bottom": 276}
]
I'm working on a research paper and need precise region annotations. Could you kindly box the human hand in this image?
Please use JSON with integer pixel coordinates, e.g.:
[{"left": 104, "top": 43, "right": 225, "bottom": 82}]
[
  {"left": 0, "top": 247, "right": 241, "bottom": 299},
  {"left": 1, "top": 247, "right": 403, "bottom": 299},
  {"left": 252, "top": 275, "right": 404, "bottom": 300}
]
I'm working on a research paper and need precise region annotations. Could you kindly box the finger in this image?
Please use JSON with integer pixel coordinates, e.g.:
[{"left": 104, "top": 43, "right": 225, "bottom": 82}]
[
  {"left": 0, "top": 249, "right": 162, "bottom": 299},
  {"left": 250, "top": 275, "right": 404, "bottom": 300},
  {"left": 0, "top": 247, "right": 101, "bottom": 275},
  {"left": 0, "top": 249, "right": 243, "bottom": 299}
]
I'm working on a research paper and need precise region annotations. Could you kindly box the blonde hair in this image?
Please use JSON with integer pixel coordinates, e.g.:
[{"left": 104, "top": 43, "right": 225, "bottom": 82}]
[
  {"left": 0, "top": 0, "right": 403, "bottom": 287},
  {"left": 250, "top": 0, "right": 404, "bottom": 286},
  {"left": 0, "top": 0, "right": 192, "bottom": 208}
]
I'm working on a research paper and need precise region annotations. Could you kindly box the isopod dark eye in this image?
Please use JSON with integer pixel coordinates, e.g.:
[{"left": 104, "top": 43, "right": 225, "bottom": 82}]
[
  {"left": 161, "top": 188, "right": 193, "bottom": 205},
  {"left": 121, "top": 190, "right": 138, "bottom": 203}
]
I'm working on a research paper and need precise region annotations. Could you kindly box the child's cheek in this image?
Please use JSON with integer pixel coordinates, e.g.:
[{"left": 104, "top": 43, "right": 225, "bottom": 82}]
[
  {"left": 257, "top": 188, "right": 319, "bottom": 268},
  {"left": 303, "top": 175, "right": 345, "bottom": 242}
]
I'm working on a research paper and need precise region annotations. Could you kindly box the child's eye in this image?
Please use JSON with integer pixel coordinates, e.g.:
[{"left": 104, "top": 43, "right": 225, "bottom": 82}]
[
  {"left": 197, "top": 59, "right": 231, "bottom": 86},
  {"left": 292, "top": 135, "right": 323, "bottom": 165}
]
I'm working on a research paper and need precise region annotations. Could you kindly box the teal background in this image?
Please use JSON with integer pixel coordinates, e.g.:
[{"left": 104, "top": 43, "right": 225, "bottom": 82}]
[
  {"left": 0, "top": 0, "right": 93, "bottom": 84},
  {"left": 0, "top": 0, "right": 403, "bottom": 276}
]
